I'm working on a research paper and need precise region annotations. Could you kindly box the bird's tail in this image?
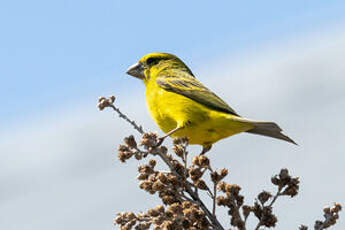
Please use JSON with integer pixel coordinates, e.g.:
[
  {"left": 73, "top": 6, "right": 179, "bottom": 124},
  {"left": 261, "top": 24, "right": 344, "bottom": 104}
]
[{"left": 244, "top": 120, "right": 297, "bottom": 145}]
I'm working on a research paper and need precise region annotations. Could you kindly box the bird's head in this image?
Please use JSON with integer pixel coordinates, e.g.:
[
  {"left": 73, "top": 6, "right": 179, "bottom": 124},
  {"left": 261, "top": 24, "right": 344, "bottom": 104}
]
[{"left": 126, "top": 53, "right": 194, "bottom": 82}]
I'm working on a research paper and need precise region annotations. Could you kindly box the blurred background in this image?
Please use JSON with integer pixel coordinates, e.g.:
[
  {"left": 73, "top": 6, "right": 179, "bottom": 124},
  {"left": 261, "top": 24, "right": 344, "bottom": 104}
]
[{"left": 1, "top": 1, "right": 344, "bottom": 229}]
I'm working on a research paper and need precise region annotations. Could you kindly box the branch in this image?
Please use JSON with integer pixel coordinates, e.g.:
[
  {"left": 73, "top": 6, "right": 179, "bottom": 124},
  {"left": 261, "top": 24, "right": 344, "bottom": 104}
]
[
  {"left": 254, "top": 187, "right": 282, "bottom": 230},
  {"left": 314, "top": 203, "right": 342, "bottom": 230},
  {"left": 98, "top": 96, "right": 144, "bottom": 134},
  {"left": 100, "top": 96, "right": 225, "bottom": 230},
  {"left": 154, "top": 145, "right": 225, "bottom": 230}
]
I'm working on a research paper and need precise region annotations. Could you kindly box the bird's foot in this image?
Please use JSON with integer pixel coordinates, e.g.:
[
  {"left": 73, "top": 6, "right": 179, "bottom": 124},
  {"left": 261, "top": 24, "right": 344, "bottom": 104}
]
[
  {"left": 155, "top": 137, "right": 166, "bottom": 147},
  {"left": 155, "top": 127, "right": 183, "bottom": 147},
  {"left": 200, "top": 145, "right": 212, "bottom": 155}
]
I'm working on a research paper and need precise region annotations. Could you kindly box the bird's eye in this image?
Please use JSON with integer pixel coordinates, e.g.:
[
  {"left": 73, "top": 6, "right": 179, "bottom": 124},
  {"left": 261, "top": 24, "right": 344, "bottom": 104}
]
[{"left": 146, "top": 57, "right": 159, "bottom": 66}]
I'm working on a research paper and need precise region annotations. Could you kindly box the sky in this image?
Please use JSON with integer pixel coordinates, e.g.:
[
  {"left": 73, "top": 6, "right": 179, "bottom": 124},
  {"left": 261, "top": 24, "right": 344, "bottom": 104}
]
[{"left": 1, "top": 1, "right": 345, "bottom": 230}]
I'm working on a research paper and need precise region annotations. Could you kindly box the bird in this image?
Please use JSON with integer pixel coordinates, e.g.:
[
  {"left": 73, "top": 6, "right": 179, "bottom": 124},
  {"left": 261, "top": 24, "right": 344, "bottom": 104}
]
[{"left": 126, "top": 53, "right": 296, "bottom": 154}]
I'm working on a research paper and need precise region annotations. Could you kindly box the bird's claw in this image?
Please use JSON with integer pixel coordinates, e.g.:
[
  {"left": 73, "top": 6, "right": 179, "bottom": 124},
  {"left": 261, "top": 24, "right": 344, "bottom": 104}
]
[
  {"left": 155, "top": 137, "right": 165, "bottom": 147},
  {"left": 199, "top": 145, "right": 212, "bottom": 155}
]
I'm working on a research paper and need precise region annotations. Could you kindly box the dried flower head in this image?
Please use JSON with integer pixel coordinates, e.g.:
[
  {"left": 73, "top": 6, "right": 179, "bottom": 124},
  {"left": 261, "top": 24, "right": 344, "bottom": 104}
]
[
  {"left": 242, "top": 205, "right": 252, "bottom": 219},
  {"left": 258, "top": 190, "right": 272, "bottom": 205},
  {"left": 313, "top": 202, "right": 342, "bottom": 230},
  {"left": 173, "top": 137, "right": 188, "bottom": 145},
  {"left": 194, "top": 179, "right": 208, "bottom": 190},
  {"left": 140, "top": 133, "right": 159, "bottom": 149},
  {"left": 299, "top": 224, "right": 308, "bottom": 230},
  {"left": 124, "top": 135, "right": 137, "bottom": 149},
  {"left": 149, "top": 159, "right": 156, "bottom": 167},
  {"left": 97, "top": 95, "right": 115, "bottom": 110},
  {"left": 173, "top": 144, "right": 184, "bottom": 157},
  {"left": 189, "top": 166, "right": 203, "bottom": 181},
  {"left": 118, "top": 145, "right": 135, "bottom": 162}
]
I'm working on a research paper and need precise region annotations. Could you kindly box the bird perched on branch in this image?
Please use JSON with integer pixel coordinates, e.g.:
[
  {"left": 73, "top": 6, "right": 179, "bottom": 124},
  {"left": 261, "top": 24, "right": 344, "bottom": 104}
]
[{"left": 126, "top": 53, "right": 296, "bottom": 154}]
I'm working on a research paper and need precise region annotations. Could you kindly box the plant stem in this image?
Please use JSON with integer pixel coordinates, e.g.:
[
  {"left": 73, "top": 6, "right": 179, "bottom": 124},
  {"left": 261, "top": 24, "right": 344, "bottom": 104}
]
[
  {"left": 109, "top": 104, "right": 145, "bottom": 134},
  {"left": 108, "top": 105, "right": 225, "bottom": 230},
  {"left": 212, "top": 181, "right": 217, "bottom": 217},
  {"left": 254, "top": 187, "right": 282, "bottom": 230}
]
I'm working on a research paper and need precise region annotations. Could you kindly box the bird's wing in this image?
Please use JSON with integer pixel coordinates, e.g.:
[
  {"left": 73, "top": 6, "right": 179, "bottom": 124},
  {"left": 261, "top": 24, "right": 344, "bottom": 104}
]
[{"left": 156, "top": 73, "right": 239, "bottom": 116}]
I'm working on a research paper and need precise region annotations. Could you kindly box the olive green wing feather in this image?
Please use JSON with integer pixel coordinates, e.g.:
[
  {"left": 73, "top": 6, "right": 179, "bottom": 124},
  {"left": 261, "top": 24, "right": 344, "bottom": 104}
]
[{"left": 156, "top": 73, "right": 239, "bottom": 116}]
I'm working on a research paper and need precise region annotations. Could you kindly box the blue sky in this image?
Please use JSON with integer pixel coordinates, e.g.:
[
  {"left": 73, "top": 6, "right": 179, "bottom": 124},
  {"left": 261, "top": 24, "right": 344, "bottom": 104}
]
[
  {"left": 1, "top": 0, "right": 345, "bottom": 128},
  {"left": 1, "top": 1, "right": 345, "bottom": 230}
]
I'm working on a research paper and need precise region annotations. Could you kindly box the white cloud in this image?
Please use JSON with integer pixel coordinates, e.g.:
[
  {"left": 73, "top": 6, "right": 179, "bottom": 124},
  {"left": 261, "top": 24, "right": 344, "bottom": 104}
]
[{"left": 1, "top": 27, "right": 345, "bottom": 229}]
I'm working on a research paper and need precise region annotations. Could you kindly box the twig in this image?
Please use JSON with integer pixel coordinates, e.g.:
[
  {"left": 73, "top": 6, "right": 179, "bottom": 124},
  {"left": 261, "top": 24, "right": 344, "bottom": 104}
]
[
  {"left": 106, "top": 105, "right": 225, "bottom": 230},
  {"left": 212, "top": 180, "right": 217, "bottom": 217},
  {"left": 267, "top": 188, "right": 282, "bottom": 208},
  {"left": 156, "top": 150, "right": 225, "bottom": 230},
  {"left": 183, "top": 149, "right": 188, "bottom": 176},
  {"left": 109, "top": 104, "right": 145, "bottom": 134},
  {"left": 207, "top": 166, "right": 217, "bottom": 218},
  {"left": 231, "top": 199, "right": 246, "bottom": 230},
  {"left": 254, "top": 187, "right": 282, "bottom": 230},
  {"left": 314, "top": 203, "right": 342, "bottom": 230}
]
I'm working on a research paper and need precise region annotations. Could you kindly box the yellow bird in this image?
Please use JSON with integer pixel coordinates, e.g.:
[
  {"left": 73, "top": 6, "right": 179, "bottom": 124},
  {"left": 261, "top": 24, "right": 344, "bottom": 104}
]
[{"left": 126, "top": 53, "right": 296, "bottom": 154}]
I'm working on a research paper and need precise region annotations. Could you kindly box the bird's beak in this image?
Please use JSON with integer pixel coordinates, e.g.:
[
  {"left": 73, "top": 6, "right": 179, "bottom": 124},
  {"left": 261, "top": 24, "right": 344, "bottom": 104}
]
[{"left": 126, "top": 62, "right": 145, "bottom": 79}]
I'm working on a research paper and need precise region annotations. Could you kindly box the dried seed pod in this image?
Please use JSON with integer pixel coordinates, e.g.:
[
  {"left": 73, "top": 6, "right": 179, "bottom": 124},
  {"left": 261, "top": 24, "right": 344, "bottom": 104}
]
[
  {"left": 279, "top": 168, "right": 291, "bottom": 186},
  {"left": 271, "top": 175, "right": 280, "bottom": 185},
  {"left": 182, "top": 201, "right": 193, "bottom": 209},
  {"left": 219, "top": 168, "right": 228, "bottom": 178},
  {"left": 299, "top": 225, "right": 308, "bottom": 230},
  {"left": 98, "top": 96, "right": 106, "bottom": 102},
  {"left": 140, "top": 133, "right": 159, "bottom": 148},
  {"left": 137, "top": 173, "right": 148, "bottom": 180},
  {"left": 282, "top": 177, "right": 299, "bottom": 197},
  {"left": 225, "top": 184, "right": 241, "bottom": 195},
  {"left": 182, "top": 218, "right": 190, "bottom": 228},
  {"left": 173, "top": 138, "right": 183, "bottom": 145},
  {"left": 124, "top": 135, "right": 137, "bottom": 149},
  {"left": 118, "top": 145, "right": 134, "bottom": 162},
  {"left": 192, "top": 156, "right": 200, "bottom": 166},
  {"left": 189, "top": 167, "right": 202, "bottom": 181},
  {"left": 168, "top": 203, "right": 183, "bottom": 214},
  {"left": 167, "top": 174, "right": 178, "bottom": 186},
  {"left": 260, "top": 206, "right": 277, "bottom": 228},
  {"left": 161, "top": 195, "right": 175, "bottom": 205},
  {"left": 149, "top": 159, "right": 156, "bottom": 167},
  {"left": 172, "top": 144, "right": 184, "bottom": 157},
  {"left": 211, "top": 171, "right": 220, "bottom": 183},
  {"left": 198, "top": 155, "right": 209, "bottom": 168},
  {"left": 135, "top": 152, "right": 142, "bottom": 160},
  {"left": 152, "top": 181, "right": 164, "bottom": 191},
  {"left": 242, "top": 205, "right": 252, "bottom": 218},
  {"left": 333, "top": 203, "right": 342, "bottom": 212},
  {"left": 173, "top": 162, "right": 185, "bottom": 176},
  {"left": 279, "top": 168, "right": 289, "bottom": 180},
  {"left": 152, "top": 216, "right": 164, "bottom": 225},
  {"left": 323, "top": 206, "right": 331, "bottom": 214},
  {"left": 252, "top": 201, "right": 262, "bottom": 219},
  {"left": 155, "top": 205, "right": 164, "bottom": 213},
  {"left": 147, "top": 208, "right": 160, "bottom": 217},
  {"left": 195, "top": 179, "right": 208, "bottom": 190},
  {"left": 109, "top": 95, "right": 116, "bottom": 103},
  {"left": 258, "top": 191, "right": 272, "bottom": 205},
  {"left": 216, "top": 196, "right": 226, "bottom": 206},
  {"left": 217, "top": 181, "right": 226, "bottom": 192},
  {"left": 157, "top": 172, "right": 168, "bottom": 184}
]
